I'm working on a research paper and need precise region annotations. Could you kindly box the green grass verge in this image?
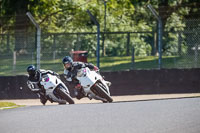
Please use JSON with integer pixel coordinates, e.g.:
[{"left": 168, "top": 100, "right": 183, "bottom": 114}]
[
  {"left": 0, "top": 102, "right": 24, "bottom": 110},
  {"left": 0, "top": 55, "right": 200, "bottom": 76}
]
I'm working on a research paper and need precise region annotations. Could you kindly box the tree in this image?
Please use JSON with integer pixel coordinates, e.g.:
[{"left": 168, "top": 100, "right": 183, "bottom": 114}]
[
  {"left": 1, "top": 0, "right": 200, "bottom": 56},
  {"left": 0, "top": 0, "right": 62, "bottom": 52},
  {"left": 130, "top": 0, "right": 200, "bottom": 55}
]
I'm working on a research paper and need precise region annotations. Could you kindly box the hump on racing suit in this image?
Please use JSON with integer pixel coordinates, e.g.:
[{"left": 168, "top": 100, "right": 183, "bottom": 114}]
[{"left": 64, "top": 61, "right": 97, "bottom": 81}]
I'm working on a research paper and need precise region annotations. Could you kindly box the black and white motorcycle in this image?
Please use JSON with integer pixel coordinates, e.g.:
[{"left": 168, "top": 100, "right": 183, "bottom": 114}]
[
  {"left": 75, "top": 67, "right": 113, "bottom": 103},
  {"left": 28, "top": 73, "right": 74, "bottom": 105}
]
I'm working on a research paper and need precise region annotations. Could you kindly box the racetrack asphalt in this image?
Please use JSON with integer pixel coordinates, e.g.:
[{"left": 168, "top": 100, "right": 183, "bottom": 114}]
[
  {"left": 0, "top": 96, "right": 200, "bottom": 133},
  {"left": 1, "top": 93, "right": 200, "bottom": 106}
]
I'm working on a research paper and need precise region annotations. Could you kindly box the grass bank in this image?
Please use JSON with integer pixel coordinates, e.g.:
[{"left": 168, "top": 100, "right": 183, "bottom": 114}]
[
  {"left": 0, "top": 55, "right": 199, "bottom": 76},
  {"left": 0, "top": 102, "right": 24, "bottom": 110}
]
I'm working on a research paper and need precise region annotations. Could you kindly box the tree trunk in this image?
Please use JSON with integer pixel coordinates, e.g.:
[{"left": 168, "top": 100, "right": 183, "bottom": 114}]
[
  {"left": 14, "top": 1, "right": 28, "bottom": 54},
  {"left": 14, "top": 13, "right": 28, "bottom": 53}
]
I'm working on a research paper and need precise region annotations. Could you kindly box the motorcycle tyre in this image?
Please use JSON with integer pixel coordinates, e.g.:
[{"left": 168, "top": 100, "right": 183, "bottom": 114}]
[
  {"left": 56, "top": 88, "right": 75, "bottom": 104},
  {"left": 93, "top": 84, "right": 113, "bottom": 103}
]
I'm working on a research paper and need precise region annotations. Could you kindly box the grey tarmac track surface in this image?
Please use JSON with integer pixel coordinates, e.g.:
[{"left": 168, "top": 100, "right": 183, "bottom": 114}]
[
  {"left": 1, "top": 93, "right": 200, "bottom": 106},
  {"left": 0, "top": 97, "right": 200, "bottom": 133}
]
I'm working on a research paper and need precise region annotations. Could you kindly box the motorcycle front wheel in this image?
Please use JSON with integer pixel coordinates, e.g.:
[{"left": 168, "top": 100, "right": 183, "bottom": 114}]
[
  {"left": 92, "top": 83, "right": 113, "bottom": 103},
  {"left": 56, "top": 87, "right": 75, "bottom": 104}
]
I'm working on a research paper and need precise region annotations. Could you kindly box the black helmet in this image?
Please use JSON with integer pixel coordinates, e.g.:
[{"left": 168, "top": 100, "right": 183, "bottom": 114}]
[
  {"left": 27, "top": 65, "right": 36, "bottom": 76},
  {"left": 62, "top": 56, "right": 73, "bottom": 65}
]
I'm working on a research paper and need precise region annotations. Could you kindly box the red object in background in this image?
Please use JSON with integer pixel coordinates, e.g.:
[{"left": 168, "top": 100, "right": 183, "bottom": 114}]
[{"left": 71, "top": 51, "right": 88, "bottom": 63}]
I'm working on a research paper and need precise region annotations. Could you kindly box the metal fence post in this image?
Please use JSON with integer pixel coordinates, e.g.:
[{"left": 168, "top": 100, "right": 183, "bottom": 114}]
[
  {"left": 131, "top": 47, "right": 135, "bottom": 70},
  {"left": 158, "top": 19, "right": 163, "bottom": 69},
  {"left": 7, "top": 34, "right": 10, "bottom": 52},
  {"left": 26, "top": 12, "right": 41, "bottom": 69},
  {"left": 194, "top": 43, "right": 198, "bottom": 68},
  {"left": 13, "top": 51, "right": 16, "bottom": 72},
  {"left": 152, "top": 31, "right": 156, "bottom": 55},
  {"left": 178, "top": 32, "right": 182, "bottom": 56},
  {"left": 87, "top": 10, "right": 100, "bottom": 68},
  {"left": 147, "top": 4, "right": 163, "bottom": 69},
  {"left": 127, "top": 33, "right": 130, "bottom": 56},
  {"left": 53, "top": 34, "right": 56, "bottom": 60}
]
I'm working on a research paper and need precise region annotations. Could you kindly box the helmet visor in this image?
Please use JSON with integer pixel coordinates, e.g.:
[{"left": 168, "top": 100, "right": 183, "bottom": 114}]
[
  {"left": 28, "top": 70, "right": 35, "bottom": 76},
  {"left": 64, "top": 62, "right": 71, "bottom": 69}
]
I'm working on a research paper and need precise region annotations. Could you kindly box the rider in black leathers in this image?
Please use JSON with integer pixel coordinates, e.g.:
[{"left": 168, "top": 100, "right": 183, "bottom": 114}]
[{"left": 26, "top": 65, "right": 59, "bottom": 105}]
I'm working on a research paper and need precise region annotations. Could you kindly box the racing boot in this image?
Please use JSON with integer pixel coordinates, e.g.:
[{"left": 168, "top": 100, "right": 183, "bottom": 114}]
[
  {"left": 74, "top": 85, "right": 85, "bottom": 100},
  {"left": 39, "top": 93, "right": 47, "bottom": 105},
  {"left": 87, "top": 94, "right": 93, "bottom": 100}
]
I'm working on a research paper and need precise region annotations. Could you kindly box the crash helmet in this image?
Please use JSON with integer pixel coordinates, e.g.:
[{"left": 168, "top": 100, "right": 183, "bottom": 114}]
[
  {"left": 62, "top": 56, "right": 73, "bottom": 64},
  {"left": 27, "top": 65, "right": 36, "bottom": 76},
  {"left": 62, "top": 56, "right": 73, "bottom": 69}
]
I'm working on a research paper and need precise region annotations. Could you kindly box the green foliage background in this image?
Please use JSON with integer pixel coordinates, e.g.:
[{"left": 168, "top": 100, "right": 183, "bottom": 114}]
[{"left": 0, "top": 0, "right": 200, "bottom": 70}]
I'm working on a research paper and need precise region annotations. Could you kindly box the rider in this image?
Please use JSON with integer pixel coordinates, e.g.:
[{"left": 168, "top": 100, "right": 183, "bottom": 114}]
[
  {"left": 26, "top": 65, "right": 59, "bottom": 105},
  {"left": 62, "top": 56, "right": 111, "bottom": 100}
]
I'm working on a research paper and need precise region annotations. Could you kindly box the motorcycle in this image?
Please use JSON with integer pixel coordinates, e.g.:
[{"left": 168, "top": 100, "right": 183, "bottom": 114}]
[
  {"left": 75, "top": 67, "right": 113, "bottom": 103},
  {"left": 28, "top": 74, "right": 75, "bottom": 105}
]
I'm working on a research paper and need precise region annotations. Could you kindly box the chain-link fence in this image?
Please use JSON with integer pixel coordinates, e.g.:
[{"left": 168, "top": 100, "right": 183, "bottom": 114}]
[
  {"left": 1, "top": 16, "right": 200, "bottom": 76},
  {"left": 162, "top": 19, "right": 200, "bottom": 69}
]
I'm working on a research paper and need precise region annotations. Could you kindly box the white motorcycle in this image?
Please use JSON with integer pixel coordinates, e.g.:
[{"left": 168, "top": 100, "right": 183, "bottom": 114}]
[
  {"left": 75, "top": 67, "right": 113, "bottom": 103},
  {"left": 28, "top": 74, "right": 75, "bottom": 105}
]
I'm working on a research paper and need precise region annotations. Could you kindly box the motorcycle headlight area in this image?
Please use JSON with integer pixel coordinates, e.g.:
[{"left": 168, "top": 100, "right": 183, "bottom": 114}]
[
  {"left": 45, "top": 77, "right": 50, "bottom": 82},
  {"left": 42, "top": 75, "right": 50, "bottom": 82},
  {"left": 77, "top": 69, "right": 85, "bottom": 77}
]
